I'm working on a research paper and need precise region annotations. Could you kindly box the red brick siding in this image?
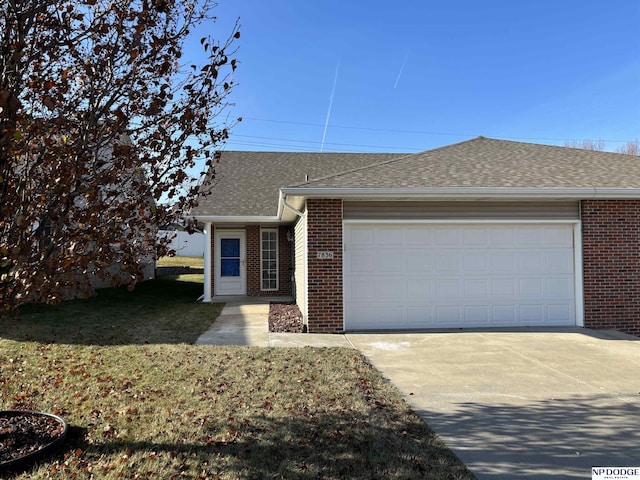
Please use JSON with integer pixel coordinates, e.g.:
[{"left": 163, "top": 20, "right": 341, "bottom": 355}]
[
  {"left": 246, "top": 226, "right": 260, "bottom": 295},
  {"left": 582, "top": 200, "right": 640, "bottom": 336},
  {"left": 246, "top": 225, "right": 293, "bottom": 297},
  {"left": 306, "top": 199, "right": 344, "bottom": 333}
]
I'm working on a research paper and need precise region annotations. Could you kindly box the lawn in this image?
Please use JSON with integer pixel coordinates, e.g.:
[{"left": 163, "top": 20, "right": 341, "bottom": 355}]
[
  {"left": 156, "top": 256, "right": 204, "bottom": 268},
  {"left": 0, "top": 278, "right": 474, "bottom": 479}
]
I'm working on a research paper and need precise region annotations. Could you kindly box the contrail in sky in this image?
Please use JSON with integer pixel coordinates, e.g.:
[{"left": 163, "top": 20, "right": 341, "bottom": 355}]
[
  {"left": 393, "top": 52, "right": 409, "bottom": 89},
  {"left": 320, "top": 57, "right": 341, "bottom": 152}
]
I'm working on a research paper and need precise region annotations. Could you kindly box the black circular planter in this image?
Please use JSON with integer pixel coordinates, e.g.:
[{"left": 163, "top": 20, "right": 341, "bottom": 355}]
[{"left": 0, "top": 410, "right": 68, "bottom": 474}]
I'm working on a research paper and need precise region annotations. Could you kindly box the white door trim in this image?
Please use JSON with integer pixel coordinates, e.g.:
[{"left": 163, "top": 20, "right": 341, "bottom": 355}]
[
  {"left": 214, "top": 230, "right": 246, "bottom": 295},
  {"left": 342, "top": 219, "right": 583, "bottom": 330},
  {"left": 573, "top": 222, "right": 584, "bottom": 327}
]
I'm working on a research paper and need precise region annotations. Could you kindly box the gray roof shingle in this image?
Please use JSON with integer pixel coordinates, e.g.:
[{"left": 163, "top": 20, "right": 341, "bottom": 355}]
[
  {"left": 294, "top": 137, "right": 640, "bottom": 189},
  {"left": 192, "top": 137, "right": 640, "bottom": 218},
  {"left": 191, "top": 151, "right": 400, "bottom": 217}
]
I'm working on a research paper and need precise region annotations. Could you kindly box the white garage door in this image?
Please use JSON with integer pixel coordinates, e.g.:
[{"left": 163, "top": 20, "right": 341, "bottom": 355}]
[{"left": 344, "top": 223, "right": 577, "bottom": 330}]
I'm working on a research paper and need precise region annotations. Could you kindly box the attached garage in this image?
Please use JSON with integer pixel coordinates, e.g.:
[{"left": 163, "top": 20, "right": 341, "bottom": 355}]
[{"left": 343, "top": 202, "right": 582, "bottom": 330}]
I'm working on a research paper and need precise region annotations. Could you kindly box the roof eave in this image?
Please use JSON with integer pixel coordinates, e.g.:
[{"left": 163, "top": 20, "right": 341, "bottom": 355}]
[
  {"left": 280, "top": 186, "right": 640, "bottom": 200},
  {"left": 190, "top": 215, "right": 282, "bottom": 223}
]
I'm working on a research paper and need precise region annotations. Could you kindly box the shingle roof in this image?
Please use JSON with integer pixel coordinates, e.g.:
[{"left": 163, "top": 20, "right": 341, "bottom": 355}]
[
  {"left": 190, "top": 151, "right": 400, "bottom": 217},
  {"left": 293, "top": 137, "right": 640, "bottom": 189},
  {"left": 192, "top": 137, "right": 640, "bottom": 218}
]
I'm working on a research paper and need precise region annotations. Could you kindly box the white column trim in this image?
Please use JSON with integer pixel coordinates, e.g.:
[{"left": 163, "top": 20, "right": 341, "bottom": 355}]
[{"left": 203, "top": 222, "right": 212, "bottom": 302}]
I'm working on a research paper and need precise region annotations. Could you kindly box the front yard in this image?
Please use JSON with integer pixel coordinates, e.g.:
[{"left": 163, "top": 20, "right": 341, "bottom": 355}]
[{"left": 0, "top": 278, "right": 473, "bottom": 479}]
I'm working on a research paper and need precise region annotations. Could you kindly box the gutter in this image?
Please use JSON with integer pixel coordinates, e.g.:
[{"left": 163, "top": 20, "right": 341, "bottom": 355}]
[
  {"left": 190, "top": 215, "right": 281, "bottom": 223},
  {"left": 279, "top": 186, "right": 640, "bottom": 200},
  {"left": 281, "top": 197, "right": 304, "bottom": 218}
]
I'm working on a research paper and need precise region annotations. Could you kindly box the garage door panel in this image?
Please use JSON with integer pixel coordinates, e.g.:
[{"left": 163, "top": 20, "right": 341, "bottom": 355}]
[
  {"left": 521, "top": 304, "right": 545, "bottom": 323},
  {"left": 376, "top": 253, "right": 406, "bottom": 272},
  {"left": 435, "top": 253, "right": 460, "bottom": 272},
  {"left": 376, "top": 228, "right": 403, "bottom": 245},
  {"left": 517, "top": 227, "right": 545, "bottom": 244},
  {"left": 518, "top": 252, "right": 543, "bottom": 273},
  {"left": 491, "top": 278, "right": 516, "bottom": 296},
  {"left": 548, "top": 304, "right": 573, "bottom": 323},
  {"left": 349, "top": 277, "right": 375, "bottom": 298},
  {"left": 491, "top": 253, "right": 515, "bottom": 272},
  {"left": 545, "top": 278, "right": 573, "bottom": 297},
  {"left": 463, "top": 279, "right": 488, "bottom": 296},
  {"left": 344, "top": 223, "right": 576, "bottom": 330},
  {"left": 352, "top": 305, "right": 404, "bottom": 326},
  {"left": 406, "top": 252, "right": 434, "bottom": 272},
  {"left": 435, "top": 228, "right": 460, "bottom": 245},
  {"left": 463, "top": 228, "right": 489, "bottom": 245},
  {"left": 493, "top": 305, "right": 517, "bottom": 322},
  {"left": 407, "top": 306, "right": 431, "bottom": 324},
  {"left": 379, "top": 278, "right": 407, "bottom": 298},
  {"left": 544, "top": 226, "right": 574, "bottom": 245},
  {"left": 407, "top": 279, "right": 433, "bottom": 297},
  {"left": 490, "top": 228, "right": 516, "bottom": 245},
  {"left": 519, "top": 278, "right": 543, "bottom": 297},
  {"left": 405, "top": 228, "right": 433, "bottom": 244},
  {"left": 435, "top": 306, "right": 462, "bottom": 324},
  {"left": 464, "top": 306, "right": 490, "bottom": 323},
  {"left": 349, "top": 228, "right": 374, "bottom": 246},
  {"left": 463, "top": 253, "right": 489, "bottom": 272},
  {"left": 436, "top": 279, "right": 461, "bottom": 297},
  {"left": 348, "top": 253, "right": 375, "bottom": 273},
  {"left": 544, "top": 251, "right": 574, "bottom": 273}
]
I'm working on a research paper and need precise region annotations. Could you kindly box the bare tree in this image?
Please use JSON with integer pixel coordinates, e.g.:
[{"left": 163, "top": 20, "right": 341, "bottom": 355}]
[
  {"left": 563, "top": 139, "right": 606, "bottom": 151},
  {"left": 564, "top": 139, "right": 640, "bottom": 156},
  {"left": 617, "top": 140, "right": 640, "bottom": 156},
  {"left": 1, "top": 0, "right": 239, "bottom": 309}
]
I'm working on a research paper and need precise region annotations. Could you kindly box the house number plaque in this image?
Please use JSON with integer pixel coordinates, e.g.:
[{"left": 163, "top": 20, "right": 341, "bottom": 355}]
[{"left": 316, "top": 251, "right": 334, "bottom": 259}]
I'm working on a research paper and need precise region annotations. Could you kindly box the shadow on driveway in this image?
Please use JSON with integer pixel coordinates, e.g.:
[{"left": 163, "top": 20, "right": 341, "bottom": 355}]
[
  {"left": 347, "top": 328, "right": 640, "bottom": 479},
  {"left": 416, "top": 394, "right": 640, "bottom": 479}
]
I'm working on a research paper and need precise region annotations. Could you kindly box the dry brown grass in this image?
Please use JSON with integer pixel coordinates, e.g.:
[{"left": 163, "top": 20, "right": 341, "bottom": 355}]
[{"left": 0, "top": 278, "right": 474, "bottom": 479}]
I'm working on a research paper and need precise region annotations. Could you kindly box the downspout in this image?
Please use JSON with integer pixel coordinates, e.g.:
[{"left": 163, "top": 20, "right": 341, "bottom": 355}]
[
  {"left": 282, "top": 196, "right": 304, "bottom": 218},
  {"left": 281, "top": 194, "right": 307, "bottom": 331}
]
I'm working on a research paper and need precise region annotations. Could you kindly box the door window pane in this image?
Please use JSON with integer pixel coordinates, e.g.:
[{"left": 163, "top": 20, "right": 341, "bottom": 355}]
[
  {"left": 221, "top": 238, "right": 240, "bottom": 257},
  {"left": 221, "top": 258, "right": 240, "bottom": 277}
]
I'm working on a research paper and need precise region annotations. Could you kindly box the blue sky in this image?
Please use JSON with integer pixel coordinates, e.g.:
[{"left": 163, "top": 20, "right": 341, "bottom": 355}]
[{"left": 205, "top": 0, "right": 639, "bottom": 154}]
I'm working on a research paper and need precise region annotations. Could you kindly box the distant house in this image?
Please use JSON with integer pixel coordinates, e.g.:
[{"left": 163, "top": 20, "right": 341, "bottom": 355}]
[
  {"left": 191, "top": 137, "right": 640, "bottom": 337},
  {"left": 158, "top": 223, "right": 205, "bottom": 257}
]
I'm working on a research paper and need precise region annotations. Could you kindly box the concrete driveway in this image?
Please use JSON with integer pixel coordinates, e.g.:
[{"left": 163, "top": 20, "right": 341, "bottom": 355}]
[{"left": 346, "top": 328, "right": 640, "bottom": 480}]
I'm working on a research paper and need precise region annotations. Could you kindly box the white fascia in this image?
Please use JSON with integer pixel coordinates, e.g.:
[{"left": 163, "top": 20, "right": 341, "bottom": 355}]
[
  {"left": 191, "top": 215, "right": 281, "bottom": 223},
  {"left": 191, "top": 191, "right": 297, "bottom": 224},
  {"left": 279, "top": 186, "right": 640, "bottom": 200}
]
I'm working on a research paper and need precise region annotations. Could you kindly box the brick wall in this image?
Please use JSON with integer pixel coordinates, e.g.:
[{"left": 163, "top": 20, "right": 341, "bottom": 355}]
[
  {"left": 246, "top": 225, "right": 293, "bottom": 297},
  {"left": 306, "top": 199, "right": 344, "bottom": 333},
  {"left": 582, "top": 200, "right": 640, "bottom": 336},
  {"left": 246, "top": 225, "right": 260, "bottom": 295}
]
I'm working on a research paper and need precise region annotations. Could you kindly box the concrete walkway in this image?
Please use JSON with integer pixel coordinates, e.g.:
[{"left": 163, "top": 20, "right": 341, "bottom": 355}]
[{"left": 195, "top": 300, "right": 353, "bottom": 348}]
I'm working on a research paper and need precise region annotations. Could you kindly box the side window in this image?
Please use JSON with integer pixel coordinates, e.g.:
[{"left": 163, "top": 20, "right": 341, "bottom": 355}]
[{"left": 261, "top": 229, "right": 278, "bottom": 290}]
